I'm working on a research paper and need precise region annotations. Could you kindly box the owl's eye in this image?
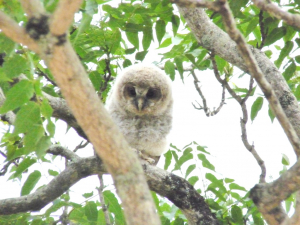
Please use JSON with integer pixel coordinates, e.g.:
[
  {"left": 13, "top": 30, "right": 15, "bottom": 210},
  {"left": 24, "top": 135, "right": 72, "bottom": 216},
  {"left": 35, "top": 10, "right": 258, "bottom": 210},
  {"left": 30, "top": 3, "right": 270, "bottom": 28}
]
[
  {"left": 126, "top": 86, "right": 136, "bottom": 97},
  {"left": 146, "top": 88, "right": 160, "bottom": 99}
]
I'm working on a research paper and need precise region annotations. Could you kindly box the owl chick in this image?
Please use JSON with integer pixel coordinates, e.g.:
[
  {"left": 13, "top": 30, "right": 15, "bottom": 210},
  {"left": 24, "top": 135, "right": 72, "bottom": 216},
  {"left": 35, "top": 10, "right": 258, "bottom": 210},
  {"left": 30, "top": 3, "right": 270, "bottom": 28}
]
[{"left": 107, "top": 64, "right": 173, "bottom": 164}]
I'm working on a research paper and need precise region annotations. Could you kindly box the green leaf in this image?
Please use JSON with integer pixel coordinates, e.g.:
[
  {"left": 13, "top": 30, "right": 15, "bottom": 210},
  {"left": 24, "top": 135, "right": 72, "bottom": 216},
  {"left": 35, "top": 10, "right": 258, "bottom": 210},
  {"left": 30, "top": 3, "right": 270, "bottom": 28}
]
[
  {"left": 3, "top": 54, "right": 29, "bottom": 79},
  {"left": 264, "top": 27, "right": 287, "bottom": 46},
  {"left": 21, "top": 170, "right": 41, "bottom": 196},
  {"left": 123, "top": 59, "right": 132, "bottom": 68},
  {"left": 156, "top": 19, "right": 166, "bottom": 44},
  {"left": 224, "top": 178, "right": 234, "bottom": 183},
  {"left": 0, "top": 80, "right": 34, "bottom": 114},
  {"left": 85, "top": 201, "right": 98, "bottom": 222},
  {"left": 252, "top": 212, "right": 265, "bottom": 225},
  {"left": 268, "top": 105, "right": 275, "bottom": 123},
  {"left": 275, "top": 41, "right": 293, "bottom": 68},
  {"left": 142, "top": 27, "right": 152, "bottom": 51},
  {"left": 283, "top": 61, "right": 296, "bottom": 81},
  {"left": 245, "top": 17, "right": 259, "bottom": 37},
  {"left": 11, "top": 157, "right": 36, "bottom": 179},
  {"left": 198, "top": 154, "right": 215, "bottom": 171},
  {"left": 103, "top": 190, "right": 125, "bottom": 224},
  {"left": 251, "top": 97, "right": 264, "bottom": 121},
  {"left": 48, "top": 169, "right": 59, "bottom": 176},
  {"left": 294, "top": 85, "right": 300, "bottom": 101},
  {"left": 171, "top": 15, "right": 180, "bottom": 36},
  {"left": 173, "top": 217, "right": 184, "bottom": 225},
  {"left": 69, "top": 207, "right": 88, "bottom": 223},
  {"left": 35, "top": 136, "right": 52, "bottom": 158},
  {"left": 40, "top": 98, "right": 53, "bottom": 118},
  {"left": 23, "top": 125, "right": 44, "bottom": 151},
  {"left": 188, "top": 176, "right": 199, "bottom": 186},
  {"left": 295, "top": 55, "right": 300, "bottom": 64},
  {"left": 135, "top": 51, "right": 148, "bottom": 61},
  {"left": 229, "top": 183, "right": 247, "bottom": 191},
  {"left": 231, "top": 205, "right": 244, "bottom": 224},
  {"left": 196, "top": 145, "right": 210, "bottom": 154},
  {"left": 282, "top": 153, "right": 290, "bottom": 166},
  {"left": 174, "top": 56, "right": 183, "bottom": 80},
  {"left": 215, "top": 55, "right": 227, "bottom": 74},
  {"left": 13, "top": 102, "right": 42, "bottom": 134},
  {"left": 126, "top": 31, "right": 139, "bottom": 49},
  {"left": 45, "top": 200, "right": 68, "bottom": 217},
  {"left": 0, "top": 33, "right": 16, "bottom": 54},
  {"left": 125, "top": 48, "right": 135, "bottom": 54},
  {"left": 185, "top": 164, "right": 196, "bottom": 179},
  {"left": 164, "top": 60, "right": 175, "bottom": 81},
  {"left": 206, "top": 173, "right": 227, "bottom": 193},
  {"left": 164, "top": 150, "right": 172, "bottom": 170},
  {"left": 175, "top": 149, "right": 193, "bottom": 170},
  {"left": 159, "top": 38, "right": 172, "bottom": 48}
]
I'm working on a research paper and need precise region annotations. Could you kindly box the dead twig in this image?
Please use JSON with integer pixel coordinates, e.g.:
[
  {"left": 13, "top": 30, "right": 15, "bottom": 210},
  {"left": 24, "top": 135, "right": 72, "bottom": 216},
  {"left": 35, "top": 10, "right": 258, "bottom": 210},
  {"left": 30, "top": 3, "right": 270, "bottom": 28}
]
[{"left": 191, "top": 69, "right": 226, "bottom": 117}]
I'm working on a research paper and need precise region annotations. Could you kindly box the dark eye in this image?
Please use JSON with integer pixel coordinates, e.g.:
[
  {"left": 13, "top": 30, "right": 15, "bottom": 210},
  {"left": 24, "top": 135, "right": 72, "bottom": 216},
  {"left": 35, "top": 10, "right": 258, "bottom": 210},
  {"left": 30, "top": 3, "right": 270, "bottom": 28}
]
[
  {"left": 126, "top": 86, "right": 136, "bottom": 97},
  {"left": 146, "top": 88, "right": 160, "bottom": 99}
]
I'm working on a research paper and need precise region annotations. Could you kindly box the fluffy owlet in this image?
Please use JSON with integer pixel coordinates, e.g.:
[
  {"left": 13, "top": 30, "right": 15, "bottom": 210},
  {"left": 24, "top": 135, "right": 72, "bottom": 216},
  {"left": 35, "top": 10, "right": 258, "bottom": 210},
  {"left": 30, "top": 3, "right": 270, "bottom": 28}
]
[{"left": 107, "top": 64, "right": 173, "bottom": 164}]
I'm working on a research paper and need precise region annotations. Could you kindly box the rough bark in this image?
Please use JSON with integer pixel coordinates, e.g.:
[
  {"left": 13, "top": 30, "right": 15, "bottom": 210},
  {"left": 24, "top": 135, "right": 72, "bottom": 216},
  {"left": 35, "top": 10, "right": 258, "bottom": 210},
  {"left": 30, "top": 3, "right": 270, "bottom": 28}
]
[
  {"left": 0, "top": 0, "right": 160, "bottom": 224},
  {"left": 0, "top": 154, "right": 220, "bottom": 225},
  {"left": 177, "top": 6, "right": 300, "bottom": 141}
]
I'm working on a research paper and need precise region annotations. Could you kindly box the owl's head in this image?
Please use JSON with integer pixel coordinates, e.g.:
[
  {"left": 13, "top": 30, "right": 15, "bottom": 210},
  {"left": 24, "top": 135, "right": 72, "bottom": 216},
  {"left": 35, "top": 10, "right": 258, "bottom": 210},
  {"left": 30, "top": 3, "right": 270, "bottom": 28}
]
[{"left": 113, "top": 64, "right": 172, "bottom": 116}]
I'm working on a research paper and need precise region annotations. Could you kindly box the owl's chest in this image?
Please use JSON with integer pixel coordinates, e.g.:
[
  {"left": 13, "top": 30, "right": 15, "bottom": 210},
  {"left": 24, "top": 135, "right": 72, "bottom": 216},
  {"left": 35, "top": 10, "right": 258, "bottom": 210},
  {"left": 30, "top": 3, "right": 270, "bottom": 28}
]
[{"left": 116, "top": 115, "right": 171, "bottom": 142}]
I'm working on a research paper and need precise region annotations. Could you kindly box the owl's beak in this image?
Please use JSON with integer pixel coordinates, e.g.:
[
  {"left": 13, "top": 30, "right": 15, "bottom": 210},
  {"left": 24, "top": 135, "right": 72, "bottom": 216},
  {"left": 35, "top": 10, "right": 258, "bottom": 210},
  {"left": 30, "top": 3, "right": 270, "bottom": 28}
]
[
  {"left": 134, "top": 97, "right": 146, "bottom": 111},
  {"left": 137, "top": 98, "right": 144, "bottom": 111}
]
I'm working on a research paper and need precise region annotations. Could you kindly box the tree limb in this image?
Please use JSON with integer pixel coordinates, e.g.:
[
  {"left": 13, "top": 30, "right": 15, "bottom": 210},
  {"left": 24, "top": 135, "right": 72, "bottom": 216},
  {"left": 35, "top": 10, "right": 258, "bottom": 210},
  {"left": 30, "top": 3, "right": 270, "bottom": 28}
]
[
  {"left": 174, "top": 3, "right": 300, "bottom": 143},
  {"left": 0, "top": 11, "right": 39, "bottom": 53},
  {"left": 0, "top": 2, "right": 161, "bottom": 224},
  {"left": 0, "top": 155, "right": 220, "bottom": 225},
  {"left": 252, "top": 0, "right": 300, "bottom": 30},
  {"left": 50, "top": 0, "right": 83, "bottom": 36}
]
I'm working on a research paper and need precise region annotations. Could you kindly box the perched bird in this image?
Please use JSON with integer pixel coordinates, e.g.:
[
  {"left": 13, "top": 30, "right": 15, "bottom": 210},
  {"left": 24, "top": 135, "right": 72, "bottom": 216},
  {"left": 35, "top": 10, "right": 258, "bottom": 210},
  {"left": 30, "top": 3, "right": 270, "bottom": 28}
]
[{"left": 106, "top": 64, "right": 173, "bottom": 164}]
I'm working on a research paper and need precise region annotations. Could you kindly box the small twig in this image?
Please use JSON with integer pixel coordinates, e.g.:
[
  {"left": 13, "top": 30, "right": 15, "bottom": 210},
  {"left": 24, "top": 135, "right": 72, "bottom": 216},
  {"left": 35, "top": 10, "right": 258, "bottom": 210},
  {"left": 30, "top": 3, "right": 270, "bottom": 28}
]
[
  {"left": 73, "top": 140, "right": 89, "bottom": 153},
  {"left": 211, "top": 55, "right": 266, "bottom": 183},
  {"left": 0, "top": 150, "right": 6, "bottom": 158},
  {"left": 100, "top": 56, "right": 112, "bottom": 94},
  {"left": 97, "top": 174, "right": 111, "bottom": 225},
  {"left": 0, "top": 161, "right": 14, "bottom": 176},
  {"left": 258, "top": 10, "right": 266, "bottom": 49},
  {"left": 36, "top": 67, "right": 57, "bottom": 86},
  {"left": 191, "top": 69, "right": 226, "bottom": 117}
]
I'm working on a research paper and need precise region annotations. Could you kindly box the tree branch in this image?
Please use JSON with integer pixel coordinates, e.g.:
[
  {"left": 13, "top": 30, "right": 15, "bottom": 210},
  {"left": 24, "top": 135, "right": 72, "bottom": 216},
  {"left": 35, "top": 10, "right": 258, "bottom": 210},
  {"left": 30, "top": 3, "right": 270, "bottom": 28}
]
[
  {"left": 46, "top": 145, "right": 81, "bottom": 162},
  {"left": 42, "top": 92, "right": 87, "bottom": 139},
  {"left": 174, "top": 3, "right": 300, "bottom": 143},
  {"left": 252, "top": 0, "right": 300, "bottom": 30},
  {"left": 0, "top": 11, "right": 39, "bottom": 53},
  {"left": 0, "top": 156, "right": 105, "bottom": 215},
  {"left": 3, "top": 2, "right": 160, "bottom": 224},
  {"left": 50, "top": 0, "right": 83, "bottom": 36},
  {"left": 0, "top": 155, "right": 219, "bottom": 225}
]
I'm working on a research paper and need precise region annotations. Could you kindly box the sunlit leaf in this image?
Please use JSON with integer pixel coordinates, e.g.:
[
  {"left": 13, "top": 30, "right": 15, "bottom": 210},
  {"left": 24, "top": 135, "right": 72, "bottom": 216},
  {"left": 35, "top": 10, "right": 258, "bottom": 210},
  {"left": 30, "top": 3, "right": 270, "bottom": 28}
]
[
  {"left": 164, "top": 60, "right": 175, "bottom": 81},
  {"left": 251, "top": 97, "right": 263, "bottom": 121},
  {"left": 0, "top": 80, "right": 34, "bottom": 114},
  {"left": 85, "top": 201, "right": 98, "bottom": 222},
  {"left": 21, "top": 170, "right": 41, "bottom": 196},
  {"left": 264, "top": 27, "right": 287, "bottom": 46},
  {"left": 156, "top": 19, "right": 166, "bottom": 44},
  {"left": 231, "top": 205, "right": 244, "bottom": 224}
]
